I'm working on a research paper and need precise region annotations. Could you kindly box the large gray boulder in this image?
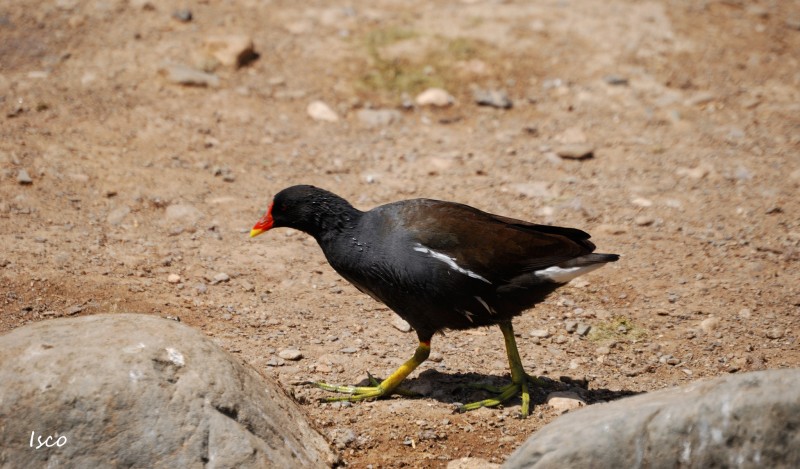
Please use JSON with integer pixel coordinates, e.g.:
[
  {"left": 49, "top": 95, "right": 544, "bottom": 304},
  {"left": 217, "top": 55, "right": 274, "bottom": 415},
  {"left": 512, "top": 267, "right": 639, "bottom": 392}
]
[
  {"left": 0, "top": 314, "right": 337, "bottom": 468},
  {"left": 505, "top": 369, "right": 800, "bottom": 468}
]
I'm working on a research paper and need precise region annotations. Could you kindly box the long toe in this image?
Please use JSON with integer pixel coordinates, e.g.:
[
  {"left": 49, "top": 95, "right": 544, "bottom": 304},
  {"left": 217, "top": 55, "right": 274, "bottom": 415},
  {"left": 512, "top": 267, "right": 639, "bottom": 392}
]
[{"left": 458, "top": 374, "right": 538, "bottom": 417}]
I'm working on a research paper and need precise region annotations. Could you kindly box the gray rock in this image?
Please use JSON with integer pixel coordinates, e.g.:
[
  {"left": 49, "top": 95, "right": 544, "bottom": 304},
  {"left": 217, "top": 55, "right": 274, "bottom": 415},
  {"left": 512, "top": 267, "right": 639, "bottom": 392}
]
[
  {"left": 504, "top": 370, "right": 800, "bottom": 469},
  {"left": 0, "top": 314, "right": 336, "bottom": 468},
  {"left": 575, "top": 323, "right": 591, "bottom": 336}
]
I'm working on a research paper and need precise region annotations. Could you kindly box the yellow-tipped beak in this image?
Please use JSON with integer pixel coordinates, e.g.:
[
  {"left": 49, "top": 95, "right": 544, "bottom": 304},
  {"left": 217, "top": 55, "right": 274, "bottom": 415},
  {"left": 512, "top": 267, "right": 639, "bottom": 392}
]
[{"left": 250, "top": 228, "right": 265, "bottom": 238}]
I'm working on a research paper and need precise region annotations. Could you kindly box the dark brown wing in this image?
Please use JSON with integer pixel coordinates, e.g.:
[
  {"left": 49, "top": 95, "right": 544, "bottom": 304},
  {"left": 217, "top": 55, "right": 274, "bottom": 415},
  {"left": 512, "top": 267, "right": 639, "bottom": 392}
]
[{"left": 394, "top": 199, "right": 595, "bottom": 283}]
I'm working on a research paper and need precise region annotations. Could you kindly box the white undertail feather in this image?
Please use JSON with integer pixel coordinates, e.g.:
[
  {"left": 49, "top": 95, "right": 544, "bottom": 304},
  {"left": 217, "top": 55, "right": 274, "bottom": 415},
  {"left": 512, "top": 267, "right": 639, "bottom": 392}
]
[{"left": 534, "top": 264, "right": 606, "bottom": 283}]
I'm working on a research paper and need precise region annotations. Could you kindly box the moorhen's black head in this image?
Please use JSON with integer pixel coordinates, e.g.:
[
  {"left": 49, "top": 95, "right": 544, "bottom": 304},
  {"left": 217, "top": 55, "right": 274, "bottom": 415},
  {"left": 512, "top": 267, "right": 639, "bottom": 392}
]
[{"left": 250, "top": 185, "right": 360, "bottom": 239}]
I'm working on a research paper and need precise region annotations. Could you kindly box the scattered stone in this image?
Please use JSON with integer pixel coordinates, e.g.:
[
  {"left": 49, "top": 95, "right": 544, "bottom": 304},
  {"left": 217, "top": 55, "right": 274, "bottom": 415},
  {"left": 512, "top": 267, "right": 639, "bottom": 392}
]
[
  {"left": 240, "top": 281, "right": 255, "bottom": 292},
  {"left": 392, "top": 317, "right": 412, "bottom": 332},
  {"left": 212, "top": 272, "right": 230, "bottom": 284},
  {"left": 16, "top": 169, "right": 32, "bottom": 185},
  {"left": 167, "top": 274, "right": 181, "bottom": 284},
  {"left": 766, "top": 328, "right": 784, "bottom": 340},
  {"left": 738, "top": 308, "right": 752, "bottom": 319},
  {"left": 415, "top": 88, "right": 454, "bottom": 107},
  {"left": 575, "top": 323, "right": 591, "bottom": 336},
  {"left": 66, "top": 305, "right": 83, "bottom": 316},
  {"left": 203, "top": 35, "right": 257, "bottom": 68},
  {"left": 546, "top": 391, "right": 586, "bottom": 414},
  {"left": 505, "top": 370, "right": 800, "bottom": 469},
  {"left": 631, "top": 197, "right": 653, "bottom": 207},
  {"left": 278, "top": 349, "right": 303, "bottom": 361},
  {"left": 564, "top": 321, "right": 578, "bottom": 333},
  {"left": 330, "top": 428, "right": 356, "bottom": 450},
  {"left": 603, "top": 75, "right": 629, "bottom": 86},
  {"left": 0, "top": 314, "right": 337, "bottom": 468},
  {"left": 172, "top": 9, "right": 192, "bottom": 22},
  {"left": 306, "top": 100, "right": 339, "bottom": 122},
  {"left": 530, "top": 329, "right": 551, "bottom": 339},
  {"left": 635, "top": 216, "right": 655, "bottom": 227},
  {"left": 700, "top": 316, "right": 720, "bottom": 334},
  {"left": 555, "top": 143, "right": 594, "bottom": 160},
  {"left": 356, "top": 108, "right": 402, "bottom": 128},
  {"left": 340, "top": 347, "right": 358, "bottom": 354},
  {"left": 554, "top": 335, "right": 568, "bottom": 344},
  {"left": 595, "top": 346, "right": 611, "bottom": 356},
  {"left": 158, "top": 63, "right": 219, "bottom": 87},
  {"left": 473, "top": 88, "right": 512, "bottom": 109},
  {"left": 266, "top": 357, "right": 285, "bottom": 367}
]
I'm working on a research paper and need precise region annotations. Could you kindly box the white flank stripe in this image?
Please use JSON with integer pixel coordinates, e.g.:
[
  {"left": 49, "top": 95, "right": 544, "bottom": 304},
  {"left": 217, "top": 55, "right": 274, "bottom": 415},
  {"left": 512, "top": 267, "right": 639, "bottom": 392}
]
[
  {"left": 413, "top": 243, "right": 491, "bottom": 284},
  {"left": 534, "top": 264, "right": 605, "bottom": 283}
]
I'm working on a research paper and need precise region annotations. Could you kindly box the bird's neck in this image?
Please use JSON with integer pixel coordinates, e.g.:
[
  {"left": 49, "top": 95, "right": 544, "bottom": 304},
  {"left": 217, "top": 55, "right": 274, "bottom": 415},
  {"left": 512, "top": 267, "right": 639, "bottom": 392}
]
[{"left": 305, "top": 197, "right": 362, "bottom": 243}]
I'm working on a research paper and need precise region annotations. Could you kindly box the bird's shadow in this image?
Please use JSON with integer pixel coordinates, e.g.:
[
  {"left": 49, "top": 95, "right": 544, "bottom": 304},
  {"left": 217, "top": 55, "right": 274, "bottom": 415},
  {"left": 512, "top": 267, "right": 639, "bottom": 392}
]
[{"left": 330, "top": 368, "right": 641, "bottom": 412}]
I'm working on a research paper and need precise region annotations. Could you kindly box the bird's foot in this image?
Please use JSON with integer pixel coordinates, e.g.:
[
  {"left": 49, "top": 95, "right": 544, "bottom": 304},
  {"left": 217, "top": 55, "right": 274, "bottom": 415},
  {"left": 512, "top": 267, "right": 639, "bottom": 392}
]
[
  {"left": 314, "top": 372, "right": 420, "bottom": 402},
  {"left": 458, "top": 373, "right": 542, "bottom": 417}
]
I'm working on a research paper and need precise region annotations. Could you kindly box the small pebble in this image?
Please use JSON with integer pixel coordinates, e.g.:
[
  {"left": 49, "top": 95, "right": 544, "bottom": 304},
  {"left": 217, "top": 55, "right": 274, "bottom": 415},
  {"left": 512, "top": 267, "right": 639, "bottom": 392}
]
[
  {"left": 603, "top": 75, "right": 629, "bottom": 86},
  {"left": 278, "top": 349, "right": 303, "bottom": 360},
  {"left": 575, "top": 323, "right": 591, "bottom": 336},
  {"left": 392, "top": 317, "right": 412, "bottom": 332},
  {"left": 167, "top": 274, "right": 181, "bottom": 284},
  {"left": 546, "top": 391, "right": 586, "bottom": 414},
  {"left": 17, "top": 169, "right": 32, "bottom": 185},
  {"left": 307, "top": 100, "right": 339, "bottom": 122},
  {"left": 564, "top": 320, "right": 578, "bottom": 333},
  {"left": 340, "top": 347, "right": 358, "bottom": 354},
  {"left": 415, "top": 88, "right": 454, "bottom": 107},
  {"left": 530, "top": 329, "right": 551, "bottom": 338},
  {"left": 700, "top": 316, "right": 720, "bottom": 334},
  {"left": 172, "top": 9, "right": 192, "bottom": 22},
  {"left": 473, "top": 88, "right": 512, "bottom": 109},
  {"left": 766, "top": 328, "right": 784, "bottom": 340},
  {"left": 159, "top": 63, "right": 219, "bottom": 87},
  {"left": 212, "top": 272, "right": 230, "bottom": 284}
]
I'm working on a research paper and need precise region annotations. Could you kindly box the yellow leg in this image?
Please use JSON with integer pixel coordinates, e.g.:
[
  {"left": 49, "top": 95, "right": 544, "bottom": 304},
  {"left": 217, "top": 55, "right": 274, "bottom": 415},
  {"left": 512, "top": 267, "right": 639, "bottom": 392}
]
[
  {"left": 459, "top": 321, "right": 538, "bottom": 417},
  {"left": 316, "top": 341, "right": 431, "bottom": 402}
]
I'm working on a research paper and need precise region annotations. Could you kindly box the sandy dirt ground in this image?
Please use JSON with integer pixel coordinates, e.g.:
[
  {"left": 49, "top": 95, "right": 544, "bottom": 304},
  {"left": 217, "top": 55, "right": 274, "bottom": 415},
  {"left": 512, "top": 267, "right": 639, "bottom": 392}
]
[{"left": 1, "top": 0, "right": 799, "bottom": 467}]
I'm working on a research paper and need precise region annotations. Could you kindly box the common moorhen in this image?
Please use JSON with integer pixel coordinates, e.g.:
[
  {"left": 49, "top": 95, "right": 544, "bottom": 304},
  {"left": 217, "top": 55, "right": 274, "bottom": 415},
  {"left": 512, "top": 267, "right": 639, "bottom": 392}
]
[{"left": 250, "top": 185, "right": 619, "bottom": 416}]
